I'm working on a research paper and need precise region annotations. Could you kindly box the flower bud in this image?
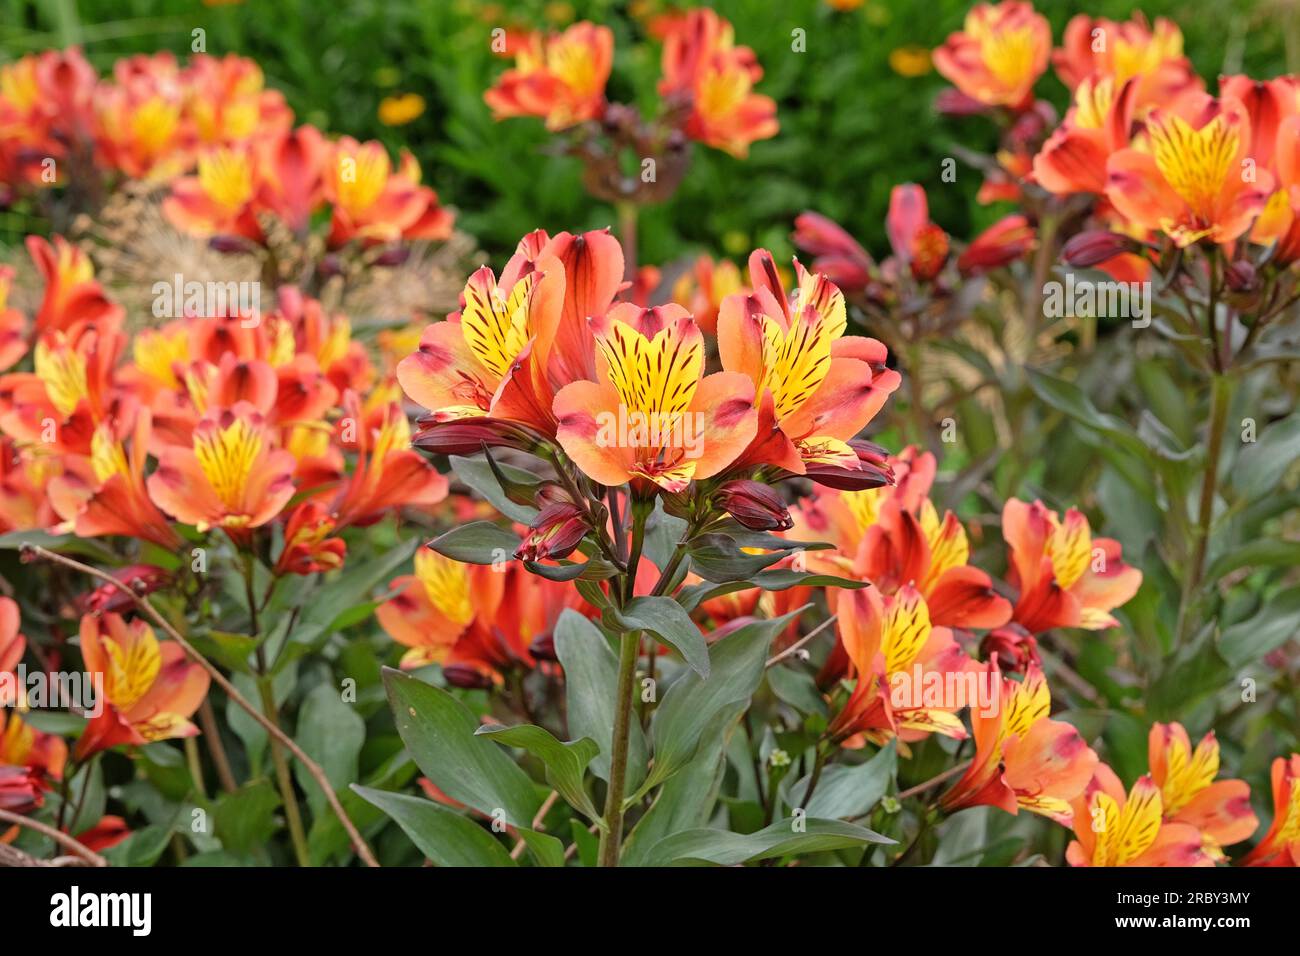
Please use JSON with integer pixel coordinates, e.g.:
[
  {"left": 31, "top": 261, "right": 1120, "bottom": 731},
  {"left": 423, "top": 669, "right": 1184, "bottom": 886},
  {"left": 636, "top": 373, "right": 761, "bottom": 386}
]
[
  {"left": 442, "top": 664, "right": 494, "bottom": 690},
  {"left": 371, "top": 245, "right": 411, "bottom": 268},
  {"left": 1061, "top": 230, "right": 1132, "bottom": 267},
  {"left": 980, "top": 624, "right": 1041, "bottom": 674},
  {"left": 715, "top": 480, "right": 793, "bottom": 531},
  {"left": 958, "top": 215, "right": 1035, "bottom": 275},
  {"left": 412, "top": 417, "right": 540, "bottom": 456},
  {"left": 516, "top": 501, "right": 588, "bottom": 561},
  {"left": 1224, "top": 259, "right": 1258, "bottom": 293},
  {"left": 528, "top": 630, "right": 558, "bottom": 662}
]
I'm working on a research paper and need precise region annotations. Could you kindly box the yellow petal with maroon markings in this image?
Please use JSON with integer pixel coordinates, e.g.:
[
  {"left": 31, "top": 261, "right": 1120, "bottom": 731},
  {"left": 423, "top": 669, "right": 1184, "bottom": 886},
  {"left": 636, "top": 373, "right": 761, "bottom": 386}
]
[
  {"left": 882, "top": 586, "right": 931, "bottom": 675},
  {"left": 1148, "top": 112, "right": 1238, "bottom": 222},
  {"left": 1112, "top": 776, "right": 1164, "bottom": 865},
  {"left": 1047, "top": 508, "right": 1092, "bottom": 589},
  {"left": 758, "top": 310, "right": 833, "bottom": 422},
  {"left": 595, "top": 316, "right": 703, "bottom": 419},
  {"left": 459, "top": 268, "right": 536, "bottom": 381}
]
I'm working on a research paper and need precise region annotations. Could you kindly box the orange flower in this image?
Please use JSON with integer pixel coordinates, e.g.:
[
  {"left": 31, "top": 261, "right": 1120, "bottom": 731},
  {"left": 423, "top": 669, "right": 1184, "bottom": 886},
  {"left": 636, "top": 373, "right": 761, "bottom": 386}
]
[
  {"left": 93, "top": 53, "right": 189, "bottom": 181},
  {"left": 162, "top": 143, "right": 263, "bottom": 241},
  {"left": 1033, "top": 73, "right": 1138, "bottom": 196},
  {"left": 1, "top": 709, "right": 68, "bottom": 784},
  {"left": 181, "top": 53, "right": 291, "bottom": 146},
  {"left": 1241, "top": 754, "right": 1300, "bottom": 866},
  {"left": 671, "top": 254, "right": 744, "bottom": 335},
  {"left": 376, "top": 549, "right": 500, "bottom": 670},
  {"left": 25, "top": 235, "right": 124, "bottom": 337},
  {"left": 398, "top": 253, "right": 566, "bottom": 438},
  {"left": 75, "top": 612, "right": 210, "bottom": 759},
  {"left": 657, "top": 9, "right": 777, "bottom": 157},
  {"left": 717, "top": 251, "right": 900, "bottom": 479},
  {"left": 554, "top": 304, "right": 757, "bottom": 494},
  {"left": 1106, "top": 94, "right": 1274, "bottom": 247},
  {"left": 0, "top": 596, "right": 26, "bottom": 708},
  {"left": 1147, "top": 722, "right": 1258, "bottom": 860},
  {"left": 1052, "top": 14, "right": 1202, "bottom": 115},
  {"left": 274, "top": 501, "right": 345, "bottom": 575},
  {"left": 324, "top": 137, "right": 454, "bottom": 246},
  {"left": 0, "top": 267, "right": 26, "bottom": 372},
  {"left": 484, "top": 22, "right": 613, "bottom": 130},
  {"left": 886, "top": 185, "right": 949, "bottom": 281},
  {"left": 147, "top": 401, "right": 297, "bottom": 536},
  {"left": 1066, "top": 765, "right": 1215, "bottom": 867},
  {"left": 48, "top": 410, "right": 181, "bottom": 549},
  {"left": 331, "top": 392, "right": 448, "bottom": 528},
  {"left": 1002, "top": 498, "right": 1142, "bottom": 633},
  {"left": 856, "top": 497, "right": 1012, "bottom": 630},
  {"left": 827, "top": 585, "right": 978, "bottom": 748},
  {"left": 1226, "top": 77, "right": 1300, "bottom": 263},
  {"left": 942, "top": 663, "right": 1098, "bottom": 824},
  {"left": 932, "top": 1, "right": 1051, "bottom": 110}
]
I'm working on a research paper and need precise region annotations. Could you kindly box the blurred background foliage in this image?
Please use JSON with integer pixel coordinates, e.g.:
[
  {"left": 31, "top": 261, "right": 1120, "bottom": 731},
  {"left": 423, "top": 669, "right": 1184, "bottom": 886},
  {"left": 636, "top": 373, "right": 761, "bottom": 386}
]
[{"left": 1, "top": 0, "right": 1293, "bottom": 263}]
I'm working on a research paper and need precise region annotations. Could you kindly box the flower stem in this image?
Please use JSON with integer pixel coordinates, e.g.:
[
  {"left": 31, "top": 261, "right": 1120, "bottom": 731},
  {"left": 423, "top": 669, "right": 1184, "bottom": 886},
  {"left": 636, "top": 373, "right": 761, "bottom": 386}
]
[
  {"left": 616, "top": 200, "right": 638, "bottom": 282},
  {"left": 1178, "top": 373, "right": 1233, "bottom": 643},
  {"left": 597, "top": 630, "right": 641, "bottom": 867},
  {"left": 257, "top": 675, "right": 312, "bottom": 867}
]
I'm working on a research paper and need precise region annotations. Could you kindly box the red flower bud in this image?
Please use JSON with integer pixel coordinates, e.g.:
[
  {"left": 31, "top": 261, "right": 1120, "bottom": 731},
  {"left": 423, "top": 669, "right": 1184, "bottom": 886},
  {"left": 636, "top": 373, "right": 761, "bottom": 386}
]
[
  {"left": 716, "top": 480, "right": 793, "bottom": 531},
  {"left": 980, "top": 624, "right": 1041, "bottom": 674},
  {"left": 1224, "top": 259, "right": 1258, "bottom": 293},
  {"left": 412, "top": 417, "right": 541, "bottom": 456},
  {"left": 1061, "top": 230, "right": 1133, "bottom": 267},
  {"left": 516, "top": 501, "right": 588, "bottom": 561},
  {"left": 442, "top": 663, "right": 494, "bottom": 690},
  {"left": 79, "top": 565, "right": 171, "bottom": 614},
  {"left": 528, "top": 630, "right": 558, "bottom": 662},
  {"left": 958, "top": 215, "right": 1035, "bottom": 275}
]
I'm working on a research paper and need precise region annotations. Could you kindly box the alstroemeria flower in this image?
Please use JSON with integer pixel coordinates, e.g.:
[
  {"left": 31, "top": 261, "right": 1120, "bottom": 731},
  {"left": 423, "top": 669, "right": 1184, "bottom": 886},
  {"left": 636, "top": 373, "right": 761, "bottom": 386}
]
[
  {"left": 885, "top": 185, "right": 949, "bottom": 281},
  {"left": 856, "top": 498, "right": 1012, "bottom": 630},
  {"left": 181, "top": 53, "right": 292, "bottom": 147},
  {"left": 0, "top": 267, "right": 28, "bottom": 372},
  {"left": 331, "top": 392, "right": 447, "bottom": 528},
  {"left": 718, "top": 251, "right": 900, "bottom": 480},
  {"left": 93, "top": 53, "right": 189, "bottom": 180},
  {"left": 1, "top": 596, "right": 26, "bottom": 708},
  {"left": 1052, "top": 14, "right": 1203, "bottom": 115},
  {"left": 1002, "top": 498, "right": 1142, "bottom": 633},
  {"left": 671, "top": 254, "right": 744, "bottom": 335},
  {"left": 555, "top": 304, "right": 757, "bottom": 494},
  {"left": 932, "top": 1, "right": 1051, "bottom": 110},
  {"left": 1232, "top": 83, "right": 1300, "bottom": 264},
  {"left": 957, "top": 214, "right": 1035, "bottom": 275},
  {"left": 484, "top": 22, "right": 613, "bottom": 131},
  {"left": 828, "top": 584, "right": 978, "bottom": 748},
  {"left": 324, "top": 137, "right": 454, "bottom": 246},
  {"left": 0, "top": 709, "right": 67, "bottom": 790},
  {"left": 1242, "top": 754, "right": 1300, "bottom": 866},
  {"left": 1066, "top": 766, "right": 1215, "bottom": 867},
  {"left": 942, "top": 663, "right": 1097, "bottom": 824},
  {"left": 48, "top": 410, "right": 181, "bottom": 549},
  {"left": 657, "top": 9, "right": 778, "bottom": 158},
  {"left": 162, "top": 143, "right": 263, "bottom": 241},
  {"left": 75, "top": 612, "right": 210, "bottom": 760},
  {"left": 1106, "top": 94, "right": 1274, "bottom": 247},
  {"left": 275, "top": 501, "right": 345, "bottom": 576},
  {"left": 792, "top": 212, "right": 876, "bottom": 296},
  {"left": 1147, "top": 722, "right": 1258, "bottom": 861},
  {"left": 1035, "top": 74, "right": 1138, "bottom": 197},
  {"left": 397, "top": 253, "right": 564, "bottom": 437},
  {"left": 25, "top": 235, "right": 124, "bottom": 336},
  {"left": 147, "top": 401, "right": 297, "bottom": 535}
]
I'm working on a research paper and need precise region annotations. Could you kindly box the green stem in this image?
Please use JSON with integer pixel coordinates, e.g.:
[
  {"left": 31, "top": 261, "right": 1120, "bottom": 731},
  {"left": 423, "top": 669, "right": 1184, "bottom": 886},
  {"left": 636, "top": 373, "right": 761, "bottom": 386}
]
[
  {"left": 597, "top": 630, "right": 641, "bottom": 867},
  {"left": 257, "top": 675, "right": 312, "bottom": 867},
  {"left": 616, "top": 200, "right": 638, "bottom": 282},
  {"left": 1178, "top": 373, "right": 1233, "bottom": 644}
]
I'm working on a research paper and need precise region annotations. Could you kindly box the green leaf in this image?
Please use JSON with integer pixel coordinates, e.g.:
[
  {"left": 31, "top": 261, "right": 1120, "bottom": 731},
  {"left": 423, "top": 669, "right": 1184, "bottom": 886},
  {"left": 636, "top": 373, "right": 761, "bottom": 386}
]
[
  {"left": 789, "top": 743, "right": 897, "bottom": 819},
  {"left": 1234, "top": 413, "right": 1300, "bottom": 500},
  {"left": 352, "top": 786, "right": 516, "bottom": 867},
  {"left": 1027, "top": 369, "right": 1152, "bottom": 463},
  {"left": 686, "top": 533, "right": 804, "bottom": 583},
  {"left": 569, "top": 819, "right": 599, "bottom": 867},
  {"left": 553, "top": 610, "right": 648, "bottom": 789},
  {"left": 641, "top": 817, "right": 893, "bottom": 866},
  {"left": 766, "top": 665, "right": 827, "bottom": 716},
  {"left": 605, "top": 596, "right": 709, "bottom": 678},
  {"left": 102, "top": 823, "right": 173, "bottom": 867},
  {"left": 383, "top": 668, "right": 540, "bottom": 827},
  {"left": 1220, "top": 586, "right": 1300, "bottom": 669},
  {"left": 640, "top": 610, "right": 803, "bottom": 795},
  {"left": 1206, "top": 540, "right": 1300, "bottom": 583},
  {"left": 426, "top": 521, "right": 520, "bottom": 564},
  {"left": 678, "top": 571, "right": 861, "bottom": 612},
  {"left": 293, "top": 683, "right": 366, "bottom": 819},
  {"left": 0, "top": 528, "right": 117, "bottom": 562},
  {"left": 476, "top": 723, "right": 602, "bottom": 822},
  {"left": 515, "top": 828, "right": 565, "bottom": 867},
  {"left": 450, "top": 454, "right": 540, "bottom": 524},
  {"left": 215, "top": 781, "right": 282, "bottom": 856}
]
